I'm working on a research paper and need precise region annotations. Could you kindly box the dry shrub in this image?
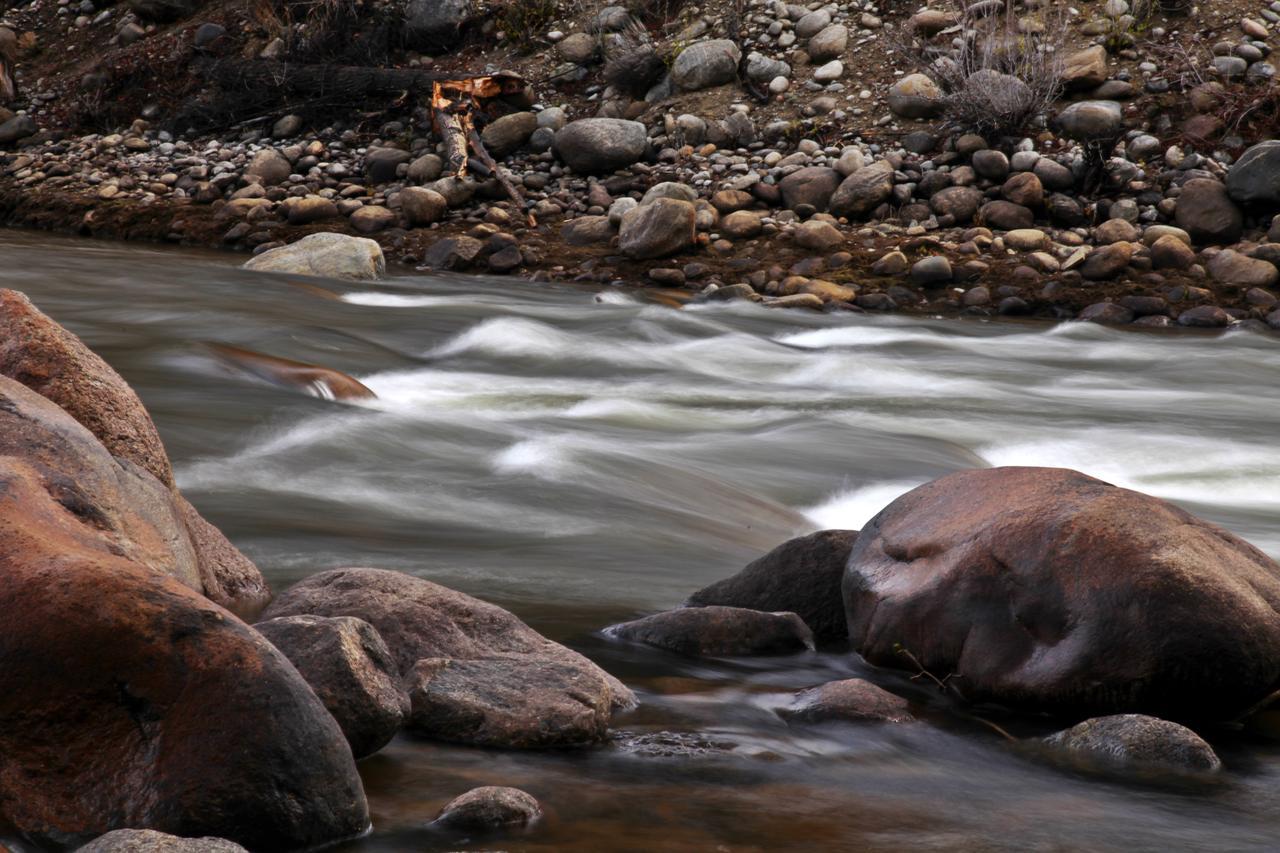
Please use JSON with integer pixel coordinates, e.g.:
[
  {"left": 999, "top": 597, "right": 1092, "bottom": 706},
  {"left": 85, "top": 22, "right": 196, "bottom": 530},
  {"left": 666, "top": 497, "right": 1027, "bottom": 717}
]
[
  {"left": 891, "top": 0, "right": 1066, "bottom": 138},
  {"left": 499, "top": 0, "right": 561, "bottom": 53}
]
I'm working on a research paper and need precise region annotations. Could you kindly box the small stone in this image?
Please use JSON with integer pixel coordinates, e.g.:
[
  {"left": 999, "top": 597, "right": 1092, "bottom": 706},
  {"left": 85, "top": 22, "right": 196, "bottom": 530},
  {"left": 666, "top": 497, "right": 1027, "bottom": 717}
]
[
  {"left": 606, "top": 606, "right": 815, "bottom": 657},
  {"left": 781, "top": 679, "right": 914, "bottom": 724},
  {"left": 910, "top": 255, "right": 952, "bottom": 286},
  {"left": 434, "top": 786, "right": 541, "bottom": 831}
]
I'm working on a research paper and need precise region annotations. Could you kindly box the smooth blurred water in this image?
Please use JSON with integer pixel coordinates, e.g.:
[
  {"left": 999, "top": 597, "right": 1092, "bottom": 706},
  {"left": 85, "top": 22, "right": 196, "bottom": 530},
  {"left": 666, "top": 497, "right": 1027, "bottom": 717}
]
[{"left": 4, "top": 231, "right": 1280, "bottom": 852}]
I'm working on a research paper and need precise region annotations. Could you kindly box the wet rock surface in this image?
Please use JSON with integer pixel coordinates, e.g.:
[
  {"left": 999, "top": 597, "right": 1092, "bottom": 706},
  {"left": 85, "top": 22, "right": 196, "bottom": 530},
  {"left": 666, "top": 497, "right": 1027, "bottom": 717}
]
[
  {"left": 262, "top": 567, "right": 634, "bottom": 747},
  {"left": 686, "top": 529, "right": 858, "bottom": 642},
  {"left": 606, "top": 606, "right": 815, "bottom": 657},
  {"left": 254, "top": 615, "right": 409, "bottom": 759},
  {"left": 781, "top": 678, "right": 915, "bottom": 724},
  {"left": 843, "top": 467, "right": 1280, "bottom": 721},
  {"left": 433, "top": 786, "right": 542, "bottom": 831},
  {"left": 1044, "top": 714, "right": 1222, "bottom": 773}
]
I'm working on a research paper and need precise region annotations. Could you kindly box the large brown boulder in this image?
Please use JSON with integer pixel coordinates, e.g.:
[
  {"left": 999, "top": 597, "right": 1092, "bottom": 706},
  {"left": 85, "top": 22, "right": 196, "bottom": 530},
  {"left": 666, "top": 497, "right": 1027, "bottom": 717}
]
[
  {"left": 0, "top": 290, "right": 270, "bottom": 613},
  {"left": 843, "top": 467, "right": 1280, "bottom": 721},
  {"left": 686, "top": 529, "right": 858, "bottom": 641},
  {"left": 262, "top": 568, "right": 635, "bottom": 747},
  {"left": 0, "top": 380, "right": 368, "bottom": 849}
]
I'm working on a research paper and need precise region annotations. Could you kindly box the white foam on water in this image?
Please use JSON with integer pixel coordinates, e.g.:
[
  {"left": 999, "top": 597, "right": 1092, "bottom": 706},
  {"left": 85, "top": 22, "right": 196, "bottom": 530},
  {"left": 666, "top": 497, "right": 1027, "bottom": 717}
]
[
  {"left": 341, "top": 292, "right": 462, "bottom": 307},
  {"left": 492, "top": 436, "right": 577, "bottom": 479},
  {"left": 592, "top": 290, "right": 637, "bottom": 305},
  {"left": 980, "top": 434, "right": 1280, "bottom": 514},
  {"left": 802, "top": 480, "right": 928, "bottom": 530}
]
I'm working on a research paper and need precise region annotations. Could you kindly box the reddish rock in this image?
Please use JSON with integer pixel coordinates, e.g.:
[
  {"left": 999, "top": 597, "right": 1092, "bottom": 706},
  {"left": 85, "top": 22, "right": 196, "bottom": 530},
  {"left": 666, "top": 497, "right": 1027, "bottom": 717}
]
[
  {"left": 0, "top": 290, "right": 270, "bottom": 613},
  {"left": 0, "top": 380, "right": 368, "bottom": 849},
  {"left": 843, "top": 467, "right": 1280, "bottom": 720},
  {"left": 262, "top": 568, "right": 634, "bottom": 747},
  {"left": 606, "top": 606, "right": 815, "bottom": 657}
]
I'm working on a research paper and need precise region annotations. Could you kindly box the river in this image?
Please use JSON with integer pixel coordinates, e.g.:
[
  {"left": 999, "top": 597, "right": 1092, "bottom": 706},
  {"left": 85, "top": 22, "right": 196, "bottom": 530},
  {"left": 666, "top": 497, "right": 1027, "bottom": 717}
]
[{"left": 5, "top": 232, "right": 1280, "bottom": 851}]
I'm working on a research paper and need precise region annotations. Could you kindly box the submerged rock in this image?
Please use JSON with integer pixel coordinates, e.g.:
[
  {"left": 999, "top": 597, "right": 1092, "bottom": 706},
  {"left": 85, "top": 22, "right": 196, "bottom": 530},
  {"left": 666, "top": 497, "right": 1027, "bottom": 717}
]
[
  {"left": 243, "top": 232, "right": 386, "bottom": 280},
  {"left": 686, "top": 529, "right": 858, "bottom": 641},
  {"left": 261, "top": 568, "right": 634, "bottom": 748},
  {"left": 433, "top": 786, "right": 542, "bottom": 831},
  {"left": 781, "top": 678, "right": 915, "bottom": 724},
  {"left": 843, "top": 467, "right": 1280, "bottom": 720},
  {"left": 1044, "top": 714, "right": 1222, "bottom": 772},
  {"left": 606, "top": 606, "right": 814, "bottom": 657},
  {"left": 255, "top": 615, "right": 409, "bottom": 759},
  {"left": 77, "top": 830, "right": 247, "bottom": 852}
]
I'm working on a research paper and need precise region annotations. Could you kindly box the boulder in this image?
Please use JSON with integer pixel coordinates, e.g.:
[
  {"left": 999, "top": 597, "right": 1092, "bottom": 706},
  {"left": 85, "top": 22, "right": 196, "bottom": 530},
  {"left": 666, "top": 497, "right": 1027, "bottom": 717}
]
[
  {"left": 829, "top": 161, "right": 894, "bottom": 219},
  {"left": 1208, "top": 249, "right": 1279, "bottom": 288},
  {"left": 0, "top": 114, "right": 37, "bottom": 145},
  {"left": 364, "top": 147, "right": 412, "bottom": 183},
  {"left": 781, "top": 678, "right": 914, "bottom": 724},
  {"left": 888, "top": 74, "right": 945, "bottom": 119},
  {"left": 561, "top": 215, "right": 615, "bottom": 245},
  {"left": 260, "top": 568, "right": 634, "bottom": 747},
  {"left": 721, "top": 210, "right": 764, "bottom": 239},
  {"left": 553, "top": 118, "right": 648, "bottom": 173},
  {"left": 980, "top": 200, "right": 1034, "bottom": 231},
  {"left": 1063, "top": 45, "right": 1109, "bottom": 91},
  {"left": 779, "top": 166, "right": 841, "bottom": 212},
  {"left": 480, "top": 111, "right": 537, "bottom": 158},
  {"left": 1044, "top": 715, "right": 1221, "bottom": 772},
  {"left": 421, "top": 235, "right": 485, "bottom": 270},
  {"left": 1001, "top": 172, "right": 1043, "bottom": 208},
  {"left": 672, "top": 40, "right": 741, "bottom": 91},
  {"left": 1177, "top": 305, "right": 1232, "bottom": 327},
  {"left": 1175, "top": 179, "right": 1244, "bottom": 245},
  {"left": 1078, "top": 302, "right": 1134, "bottom": 324},
  {"left": 77, "top": 830, "right": 247, "bottom": 852},
  {"left": 399, "top": 186, "right": 449, "bottom": 226},
  {"left": 0, "top": 379, "right": 368, "bottom": 849},
  {"left": 1095, "top": 218, "right": 1139, "bottom": 244},
  {"left": 433, "top": 787, "right": 541, "bottom": 831},
  {"left": 808, "top": 24, "right": 848, "bottom": 62},
  {"left": 0, "top": 290, "right": 269, "bottom": 613},
  {"left": 929, "top": 186, "right": 985, "bottom": 223},
  {"left": 243, "top": 233, "right": 386, "bottom": 280},
  {"left": 1226, "top": 140, "right": 1280, "bottom": 208},
  {"left": 287, "top": 196, "right": 338, "bottom": 225},
  {"left": 557, "top": 32, "right": 598, "bottom": 64},
  {"left": 255, "top": 615, "right": 409, "bottom": 759},
  {"left": 686, "top": 530, "right": 858, "bottom": 641},
  {"left": 405, "top": 0, "right": 471, "bottom": 50},
  {"left": 793, "top": 219, "right": 844, "bottom": 252},
  {"left": 0, "top": 290, "right": 173, "bottom": 486},
  {"left": 910, "top": 255, "right": 952, "bottom": 286},
  {"left": 1054, "top": 101, "right": 1123, "bottom": 142},
  {"left": 618, "top": 197, "right": 696, "bottom": 259},
  {"left": 1080, "top": 242, "right": 1133, "bottom": 280},
  {"left": 243, "top": 149, "right": 291, "bottom": 186},
  {"left": 641, "top": 181, "right": 699, "bottom": 205},
  {"left": 349, "top": 205, "right": 397, "bottom": 234},
  {"left": 843, "top": 467, "right": 1280, "bottom": 720},
  {"left": 606, "top": 606, "right": 814, "bottom": 657}
]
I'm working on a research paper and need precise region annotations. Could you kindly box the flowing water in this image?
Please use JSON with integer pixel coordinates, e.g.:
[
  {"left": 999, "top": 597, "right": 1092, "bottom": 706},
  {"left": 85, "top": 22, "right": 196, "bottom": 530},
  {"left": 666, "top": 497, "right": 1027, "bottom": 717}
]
[{"left": 4, "top": 231, "right": 1280, "bottom": 852}]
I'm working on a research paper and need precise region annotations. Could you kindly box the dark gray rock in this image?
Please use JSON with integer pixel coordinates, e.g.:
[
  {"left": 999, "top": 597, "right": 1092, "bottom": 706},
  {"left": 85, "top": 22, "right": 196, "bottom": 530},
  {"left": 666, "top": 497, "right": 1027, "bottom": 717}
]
[
  {"left": 405, "top": 0, "right": 472, "bottom": 50},
  {"left": 1226, "top": 140, "right": 1280, "bottom": 208},
  {"left": 554, "top": 118, "right": 648, "bottom": 174},
  {"left": 829, "top": 161, "right": 894, "bottom": 219},
  {"left": 672, "top": 40, "right": 741, "bottom": 91},
  {"left": 779, "top": 167, "right": 841, "bottom": 212},
  {"left": 1176, "top": 179, "right": 1243, "bottom": 245},
  {"left": 686, "top": 530, "right": 858, "bottom": 641},
  {"left": 255, "top": 615, "right": 409, "bottom": 759},
  {"left": 606, "top": 606, "right": 815, "bottom": 657},
  {"left": 618, "top": 198, "right": 695, "bottom": 259}
]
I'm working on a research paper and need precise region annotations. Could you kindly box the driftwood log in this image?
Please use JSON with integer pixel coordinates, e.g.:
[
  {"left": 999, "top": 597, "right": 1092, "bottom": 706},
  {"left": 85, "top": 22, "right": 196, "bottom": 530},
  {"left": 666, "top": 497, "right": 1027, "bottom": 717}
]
[{"left": 208, "top": 59, "right": 535, "bottom": 224}]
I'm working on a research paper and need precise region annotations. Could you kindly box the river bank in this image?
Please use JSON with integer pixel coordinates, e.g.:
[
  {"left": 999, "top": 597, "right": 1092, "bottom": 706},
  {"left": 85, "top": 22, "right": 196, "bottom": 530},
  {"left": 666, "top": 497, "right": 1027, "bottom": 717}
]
[{"left": 2, "top": 1, "right": 1280, "bottom": 330}]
